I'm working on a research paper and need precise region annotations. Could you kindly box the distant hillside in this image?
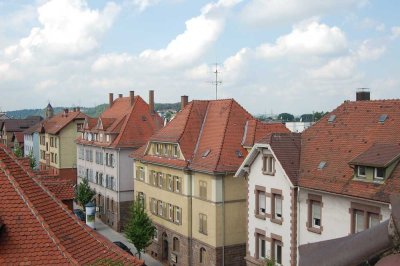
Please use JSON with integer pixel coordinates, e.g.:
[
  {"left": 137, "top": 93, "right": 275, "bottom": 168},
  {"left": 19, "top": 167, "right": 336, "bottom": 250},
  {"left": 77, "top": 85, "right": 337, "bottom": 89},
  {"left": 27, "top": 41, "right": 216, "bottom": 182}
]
[{"left": 6, "top": 102, "right": 181, "bottom": 119}]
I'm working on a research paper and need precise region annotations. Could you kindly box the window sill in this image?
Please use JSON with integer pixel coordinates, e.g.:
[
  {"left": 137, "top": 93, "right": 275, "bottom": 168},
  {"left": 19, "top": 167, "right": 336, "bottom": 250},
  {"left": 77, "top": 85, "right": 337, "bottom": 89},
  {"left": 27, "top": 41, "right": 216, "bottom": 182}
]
[
  {"left": 255, "top": 213, "right": 266, "bottom": 220},
  {"left": 270, "top": 218, "right": 283, "bottom": 225},
  {"left": 199, "top": 231, "right": 208, "bottom": 236},
  {"left": 307, "top": 226, "right": 322, "bottom": 234},
  {"left": 262, "top": 171, "right": 276, "bottom": 176}
]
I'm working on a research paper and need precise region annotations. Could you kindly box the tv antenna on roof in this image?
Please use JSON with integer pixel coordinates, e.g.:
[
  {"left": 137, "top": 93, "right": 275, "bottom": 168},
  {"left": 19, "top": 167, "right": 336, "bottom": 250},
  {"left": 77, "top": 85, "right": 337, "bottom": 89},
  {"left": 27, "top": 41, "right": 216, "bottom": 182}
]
[{"left": 210, "top": 62, "right": 222, "bottom": 100}]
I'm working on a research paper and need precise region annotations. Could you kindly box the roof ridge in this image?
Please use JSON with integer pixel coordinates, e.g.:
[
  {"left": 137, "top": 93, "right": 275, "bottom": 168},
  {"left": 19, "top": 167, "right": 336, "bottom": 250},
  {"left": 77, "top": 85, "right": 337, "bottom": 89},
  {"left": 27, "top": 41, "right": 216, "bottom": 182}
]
[
  {"left": 177, "top": 101, "right": 195, "bottom": 143},
  {"left": 213, "top": 100, "right": 235, "bottom": 172},
  {"left": 0, "top": 147, "right": 77, "bottom": 264},
  {"left": 190, "top": 101, "right": 211, "bottom": 164}
]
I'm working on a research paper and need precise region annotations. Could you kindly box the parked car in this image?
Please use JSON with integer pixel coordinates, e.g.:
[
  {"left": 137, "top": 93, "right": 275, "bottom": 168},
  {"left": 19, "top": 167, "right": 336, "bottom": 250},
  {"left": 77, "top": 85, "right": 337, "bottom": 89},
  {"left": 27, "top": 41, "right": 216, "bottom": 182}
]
[
  {"left": 113, "top": 241, "right": 134, "bottom": 256},
  {"left": 73, "top": 209, "right": 85, "bottom": 222}
]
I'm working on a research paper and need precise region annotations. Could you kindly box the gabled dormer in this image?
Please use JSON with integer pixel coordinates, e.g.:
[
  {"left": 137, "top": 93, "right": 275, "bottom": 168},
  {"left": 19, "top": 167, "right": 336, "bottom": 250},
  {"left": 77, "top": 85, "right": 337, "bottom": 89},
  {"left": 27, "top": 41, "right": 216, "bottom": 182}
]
[
  {"left": 350, "top": 143, "right": 400, "bottom": 183},
  {"left": 146, "top": 141, "right": 184, "bottom": 160}
]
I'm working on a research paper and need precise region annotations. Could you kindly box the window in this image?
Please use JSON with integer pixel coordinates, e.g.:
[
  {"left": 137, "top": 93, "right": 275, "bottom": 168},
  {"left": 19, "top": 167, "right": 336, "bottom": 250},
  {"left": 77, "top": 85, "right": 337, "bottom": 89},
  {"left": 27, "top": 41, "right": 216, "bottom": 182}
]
[
  {"left": 173, "top": 237, "right": 180, "bottom": 252},
  {"left": 351, "top": 202, "right": 381, "bottom": 234},
  {"left": 307, "top": 194, "right": 323, "bottom": 233},
  {"left": 174, "top": 206, "right": 181, "bottom": 224},
  {"left": 273, "top": 240, "right": 282, "bottom": 265},
  {"left": 259, "top": 237, "right": 266, "bottom": 259},
  {"left": 105, "top": 153, "right": 109, "bottom": 166},
  {"left": 199, "top": 181, "right": 207, "bottom": 199},
  {"left": 158, "top": 201, "right": 163, "bottom": 216},
  {"left": 106, "top": 134, "right": 110, "bottom": 142},
  {"left": 374, "top": 167, "right": 385, "bottom": 180},
  {"left": 158, "top": 172, "right": 164, "bottom": 188},
  {"left": 258, "top": 191, "right": 266, "bottom": 215},
  {"left": 174, "top": 176, "right": 181, "bottom": 193},
  {"left": 272, "top": 192, "right": 282, "bottom": 223},
  {"left": 50, "top": 137, "right": 54, "bottom": 147},
  {"left": 54, "top": 153, "right": 57, "bottom": 164},
  {"left": 168, "top": 204, "right": 174, "bottom": 221},
  {"left": 153, "top": 228, "right": 158, "bottom": 242},
  {"left": 262, "top": 155, "right": 275, "bottom": 175},
  {"left": 78, "top": 147, "right": 84, "bottom": 160},
  {"left": 167, "top": 175, "right": 173, "bottom": 191},
  {"left": 152, "top": 171, "right": 157, "bottom": 186},
  {"left": 357, "top": 166, "right": 366, "bottom": 177},
  {"left": 137, "top": 166, "right": 145, "bottom": 181},
  {"left": 155, "top": 143, "right": 160, "bottom": 155},
  {"left": 173, "top": 145, "right": 179, "bottom": 158},
  {"left": 151, "top": 199, "right": 157, "bottom": 214},
  {"left": 199, "top": 213, "right": 207, "bottom": 235},
  {"left": 99, "top": 173, "right": 103, "bottom": 186},
  {"left": 138, "top": 192, "right": 145, "bottom": 208},
  {"left": 200, "top": 247, "right": 206, "bottom": 264}
]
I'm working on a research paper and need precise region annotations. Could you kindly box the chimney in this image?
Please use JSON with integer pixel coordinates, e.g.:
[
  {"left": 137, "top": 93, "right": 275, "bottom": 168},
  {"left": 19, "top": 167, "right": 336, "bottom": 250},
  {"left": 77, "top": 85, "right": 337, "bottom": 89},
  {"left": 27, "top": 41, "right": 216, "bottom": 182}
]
[
  {"left": 181, "top": 95, "right": 189, "bottom": 110},
  {"left": 356, "top": 88, "right": 370, "bottom": 101},
  {"left": 130, "top": 91, "right": 135, "bottom": 106},
  {"left": 149, "top": 90, "right": 155, "bottom": 114},
  {"left": 109, "top": 93, "right": 114, "bottom": 107},
  {"left": 119, "top": 93, "right": 123, "bottom": 98},
  {"left": 77, "top": 107, "right": 80, "bottom": 112},
  {"left": 73, "top": 107, "right": 77, "bottom": 112},
  {"left": 64, "top": 108, "right": 69, "bottom": 117}
]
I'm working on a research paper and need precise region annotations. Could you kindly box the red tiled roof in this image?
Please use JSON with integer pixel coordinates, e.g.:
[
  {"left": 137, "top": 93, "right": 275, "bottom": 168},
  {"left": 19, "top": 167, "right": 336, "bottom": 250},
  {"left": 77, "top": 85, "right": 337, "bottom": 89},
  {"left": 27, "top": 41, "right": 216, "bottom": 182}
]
[
  {"left": 1, "top": 116, "right": 42, "bottom": 132},
  {"left": 258, "top": 133, "right": 301, "bottom": 184},
  {"left": 242, "top": 119, "right": 288, "bottom": 147},
  {"left": 36, "top": 176, "right": 75, "bottom": 201},
  {"left": 299, "top": 99, "right": 400, "bottom": 203},
  {"left": 77, "top": 96, "right": 163, "bottom": 149},
  {"left": 40, "top": 111, "right": 88, "bottom": 135},
  {"left": 0, "top": 144, "right": 143, "bottom": 265},
  {"left": 133, "top": 99, "right": 289, "bottom": 173}
]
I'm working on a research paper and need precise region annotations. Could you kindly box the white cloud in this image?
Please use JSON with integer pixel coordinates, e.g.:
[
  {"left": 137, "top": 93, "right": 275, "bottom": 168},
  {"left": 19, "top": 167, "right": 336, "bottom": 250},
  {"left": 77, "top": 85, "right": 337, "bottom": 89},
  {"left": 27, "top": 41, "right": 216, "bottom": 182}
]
[
  {"left": 4, "top": 0, "right": 120, "bottom": 62},
  {"left": 130, "top": 0, "right": 160, "bottom": 12},
  {"left": 356, "top": 40, "right": 385, "bottom": 61},
  {"left": 308, "top": 56, "right": 357, "bottom": 80},
  {"left": 256, "top": 19, "right": 347, "bottom": 58},
  {"left": 92, "top": 53, "right": 134, "bottom": 72},
  {"left": 391, "top": 26, "right": 400, "bottom": 39},
  {"left": 240, "top": 0, "right": 368, "bottom": 26},
  {"left": 359, "top": 18, "right": 385, "bottom": 32},
  {"left": 139, "top": 0, "right": 242, "bottom": 67}
]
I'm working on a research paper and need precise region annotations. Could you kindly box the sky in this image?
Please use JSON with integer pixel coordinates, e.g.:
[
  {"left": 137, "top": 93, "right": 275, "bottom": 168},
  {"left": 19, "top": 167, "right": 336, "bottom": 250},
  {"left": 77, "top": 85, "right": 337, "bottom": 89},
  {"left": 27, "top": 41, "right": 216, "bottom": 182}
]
[{"left": 0, "top": 0, "right": 399, "bottom": 116}]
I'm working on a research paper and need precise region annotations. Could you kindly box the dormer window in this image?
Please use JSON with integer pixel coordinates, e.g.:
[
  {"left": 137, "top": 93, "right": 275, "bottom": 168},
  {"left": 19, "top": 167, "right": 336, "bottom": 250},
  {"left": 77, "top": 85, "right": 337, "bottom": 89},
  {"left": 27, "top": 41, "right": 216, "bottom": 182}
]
[
  {"left": 357, "top": 166, "right": 366, "bottom": 178},
  {"left": 374, "top": 167, "right": 385, "bottom": 180},
  {"left": 173, "top": 145, "right": 179, "bottom": 158},
  {"left": 155, "top": 144, "right": 160, "bottom": 155},
  {"left": 106, "top": 134, "right": 110, "bottom": 142}
]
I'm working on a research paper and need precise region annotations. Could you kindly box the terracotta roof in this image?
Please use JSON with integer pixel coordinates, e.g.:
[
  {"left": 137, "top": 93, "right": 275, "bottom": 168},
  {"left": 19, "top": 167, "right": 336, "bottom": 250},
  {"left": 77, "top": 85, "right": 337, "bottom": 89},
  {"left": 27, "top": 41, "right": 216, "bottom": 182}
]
[
  {"left": 77, "top": 96, "right": 163, "bottom": 149},
  {"left": 0, "top": 144, "right": 143, "bottom": 265},
  {"left": 23, "top": 122, "right": 42, "bottom": 135},
  {"left": 40, "top": 111, "right": 88, "bottom": 135},
  {"left": 349, "top": 143, "right": 400, "bottom": 167},
  {"left": 36, "top": 176, "right": 75, "bottom": 201},
  {"left": 299, "top": 99, "right": 400, "bottom": 203},
  {"left": 13, "top": 132, "right": 24, "bottom": 143},
  {"left": 0, "top": 116, "right": 42, "bottom": 132},
  {"left": 242, "top": 119, "right": 287, "bottom": 147},
  {"left": 258, "top": 133, "right": 301, "bottom": 184},
  {"left": 133, "top": 99, "right": 289, "bottom": 173}
]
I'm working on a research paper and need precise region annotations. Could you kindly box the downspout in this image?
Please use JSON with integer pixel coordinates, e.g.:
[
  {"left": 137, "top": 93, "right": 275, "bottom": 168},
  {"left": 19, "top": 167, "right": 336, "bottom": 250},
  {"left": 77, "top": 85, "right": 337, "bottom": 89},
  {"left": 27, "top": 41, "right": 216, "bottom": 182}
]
[
  {"left": 297, "top": 186, "right": 300, "bottom": 260},
  {"left": 117, "top": 148, "right": 120, "bottom": 231},
  {"left": 222, "top": 174, "right": 225, "bottom": 266},
  {"left": 189, "top": 170, "right": 193, "bottom": 266}
]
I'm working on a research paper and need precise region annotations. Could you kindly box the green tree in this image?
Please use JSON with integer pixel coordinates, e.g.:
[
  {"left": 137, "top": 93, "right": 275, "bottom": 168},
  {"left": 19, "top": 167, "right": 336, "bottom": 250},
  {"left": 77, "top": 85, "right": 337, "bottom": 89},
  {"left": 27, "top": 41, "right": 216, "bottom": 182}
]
[
  {"left": 313, "top": 111, "right": 328, "bottom": 121},
  {"left": 124, "top": 197, "right": 155, "bottom": 259},
  {"left": 28, "top": 151, "right": 37, "bottom": 169},
  {"left": 13, "top": 145, "right": 23, "bottom": 158},
  {"left": 278, "top": 113, "right": 294, "bottom": 122},
  {"left": 75, "top": 178, "right": 95, "bottom": 208}
]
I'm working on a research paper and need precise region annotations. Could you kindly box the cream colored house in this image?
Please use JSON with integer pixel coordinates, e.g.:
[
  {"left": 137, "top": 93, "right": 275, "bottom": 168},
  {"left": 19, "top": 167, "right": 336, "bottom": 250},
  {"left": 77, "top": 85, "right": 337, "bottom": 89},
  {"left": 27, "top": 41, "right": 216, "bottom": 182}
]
[{"left": 132, "top": 97, "right": 289, "bottom": 266}]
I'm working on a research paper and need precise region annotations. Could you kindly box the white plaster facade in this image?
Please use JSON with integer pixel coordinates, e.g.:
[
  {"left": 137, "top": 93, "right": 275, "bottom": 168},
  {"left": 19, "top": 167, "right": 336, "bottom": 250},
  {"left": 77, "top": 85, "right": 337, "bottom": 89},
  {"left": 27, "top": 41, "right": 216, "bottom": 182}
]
[
  {"left": 298, "top": 188, "right": 391, "bottom": 245},
  {"left": 77, "top": 144, "right": 134, "bottom": 230},
  {"left": 246, "top": 147, "right": 294, "bottom": 266}
]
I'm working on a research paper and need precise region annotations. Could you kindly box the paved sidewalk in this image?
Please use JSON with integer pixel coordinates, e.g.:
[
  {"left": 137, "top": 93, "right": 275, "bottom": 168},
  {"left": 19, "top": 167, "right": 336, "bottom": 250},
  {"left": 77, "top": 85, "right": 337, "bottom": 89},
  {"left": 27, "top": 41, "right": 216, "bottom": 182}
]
[{"left": 95, "top": 219, "right": 162, "bottom": 266}]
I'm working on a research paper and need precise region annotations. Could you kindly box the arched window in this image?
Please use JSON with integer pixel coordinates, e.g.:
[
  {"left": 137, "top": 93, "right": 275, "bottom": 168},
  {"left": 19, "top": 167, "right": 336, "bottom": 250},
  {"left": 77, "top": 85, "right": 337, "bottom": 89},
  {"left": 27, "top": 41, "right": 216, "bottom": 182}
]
[
  {"left": 200, "top": 247, "right": 206, "bottom": 263},
  {"left": 173, "top": 237, "right": 180, "bottom": 252}
]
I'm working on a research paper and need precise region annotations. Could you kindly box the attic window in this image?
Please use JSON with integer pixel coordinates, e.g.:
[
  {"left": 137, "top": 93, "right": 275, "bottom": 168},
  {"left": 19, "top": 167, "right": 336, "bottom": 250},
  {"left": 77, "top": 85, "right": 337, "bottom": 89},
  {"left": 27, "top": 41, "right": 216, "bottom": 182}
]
[
  {"left": 236, "top": 150, "right": 243, "bottom": 158},
  {"left": 318, "top": 161, "right": 327, "bottom": 170},
  {"left": 379, "top": 114, "right": 388, "bottom": 123},
  {"left": 202, "top": 149, "right": 211, "bottom": 158},
  {"left": 328, "top": 115, "right": 336, "bottom": 123}
]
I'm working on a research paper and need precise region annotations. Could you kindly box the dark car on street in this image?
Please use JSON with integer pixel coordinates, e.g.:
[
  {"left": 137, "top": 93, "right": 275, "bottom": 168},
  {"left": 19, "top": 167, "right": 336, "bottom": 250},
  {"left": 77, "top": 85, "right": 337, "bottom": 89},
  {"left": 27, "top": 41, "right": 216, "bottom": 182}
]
[
  {"left": 113, "top": 241, "right": 134, "bottom": 256},
  {"left": 73, "top": 209, "right": 85, "bottom": 222}
]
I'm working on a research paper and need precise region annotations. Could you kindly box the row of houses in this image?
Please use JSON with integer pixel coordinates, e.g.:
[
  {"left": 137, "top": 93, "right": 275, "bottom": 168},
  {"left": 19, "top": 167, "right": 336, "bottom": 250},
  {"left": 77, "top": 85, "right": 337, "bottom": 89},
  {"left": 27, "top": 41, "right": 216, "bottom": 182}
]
[{"left": 5, "top": 88, "right": 398, "bottom": 265}]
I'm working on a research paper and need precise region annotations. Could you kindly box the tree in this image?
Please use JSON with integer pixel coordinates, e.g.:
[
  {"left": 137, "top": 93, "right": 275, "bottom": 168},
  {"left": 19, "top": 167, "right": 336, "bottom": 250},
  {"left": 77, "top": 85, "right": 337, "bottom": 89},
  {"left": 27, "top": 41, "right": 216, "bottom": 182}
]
[
  {"left": 13, "top": 145, "right": 23, "bottom": 158},
  {"left": 124, "top": 198, "right": 155, "bottom": 259},
  {"left": 75, "top": 178, "right": 95, "bottom": 208},
  {"left": 28, "top": 151, "right": 37, "bottom": 169},
  {"left": 278, "top": 113, "right": 294, "bottom": 122},
  {"left": 313, "top": 111, "right": 328, "bottom": 121}
]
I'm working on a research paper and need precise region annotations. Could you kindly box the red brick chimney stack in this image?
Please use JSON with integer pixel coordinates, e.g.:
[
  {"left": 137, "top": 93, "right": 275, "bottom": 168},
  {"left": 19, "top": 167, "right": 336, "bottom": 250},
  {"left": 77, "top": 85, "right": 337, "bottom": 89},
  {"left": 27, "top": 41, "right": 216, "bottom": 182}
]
[
  {"left": 181, "top": 95, "right": 189, "bottom": 110},
  {"left": 149, "top": 90, "right": 155, "bottom": 114},
  {"left": 130, "top": 91, "right": 135, "bottom": 106},
  {"left": 119, "top": 93, "right": 123, "bottom": 98},
  {"left": 109, "top": 93, "right": 114, "bottom": 107}
]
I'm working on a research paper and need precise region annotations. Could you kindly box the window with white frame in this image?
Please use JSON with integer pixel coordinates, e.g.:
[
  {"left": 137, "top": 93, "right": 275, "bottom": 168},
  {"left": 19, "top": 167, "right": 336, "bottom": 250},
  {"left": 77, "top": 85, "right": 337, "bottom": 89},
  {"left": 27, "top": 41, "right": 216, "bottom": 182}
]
[
  {"left": 167, "top": 174, "right": 173, "bottom": 191},
  {"left": 312, "top": 201, "right": 321, "bottom": 228},
  {"left": 374, "top": 167, "right": 385, "bottom": 180},
  {"left": 199, "top": 213, "right": 207, "bottom": 235},
  {"left": 174, "top": 176, "right": 181, "bottom": 193},
  {"left": 168, "top": 204, "right": 173, "bottom": 221},
  {"left": 158, "top": 201, "right": 163, "bottom": 216},
  {"left": 174, "top": 206, "right": 181, "bottom": 224},
  {"left": 351, "top": 203, "right": 381, "bottom": 234},
  {"left": 258, "top": 236, "right": 266, "bottom": 259},
  {"left": 258, "top": 191, "right": 266, "bottom": 215},
  {"left": 357, "top": 165, "right": 366, "bottom": 177},
  {"left": 262, "top": 155, "right": 275, "bottom": 175},
  {"left": 273, "top": 194, "right": 282, "bottom": 221},
  {"left": 273, "top": 240, "right": 282, "bottom": 265}
]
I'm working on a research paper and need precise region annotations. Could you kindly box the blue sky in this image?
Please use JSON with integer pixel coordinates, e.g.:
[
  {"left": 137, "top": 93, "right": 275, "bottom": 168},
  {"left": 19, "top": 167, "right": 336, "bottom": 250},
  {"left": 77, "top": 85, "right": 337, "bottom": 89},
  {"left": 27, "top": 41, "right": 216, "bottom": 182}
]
[{"left": 0, "top": 0, "right": 399, "bottom": 115}]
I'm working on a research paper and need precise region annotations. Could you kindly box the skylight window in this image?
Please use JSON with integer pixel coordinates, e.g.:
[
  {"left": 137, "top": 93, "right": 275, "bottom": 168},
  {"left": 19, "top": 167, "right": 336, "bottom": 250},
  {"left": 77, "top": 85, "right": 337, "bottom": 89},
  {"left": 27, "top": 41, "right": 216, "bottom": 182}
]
[
  {"left": 202, "top": 149, "right": 211, "bottom": 158},
  {"left": 236, "top": 150, "right": 243, "bottom": 158},
  {"left": 318, "top": 161, "right": 327, "bottom": 170},
  {"left": 379, "top": 114, "right": 388, "bottom": 123},
  {"left": 328, "top": 115, "right": 336, "bottom": 123}
]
